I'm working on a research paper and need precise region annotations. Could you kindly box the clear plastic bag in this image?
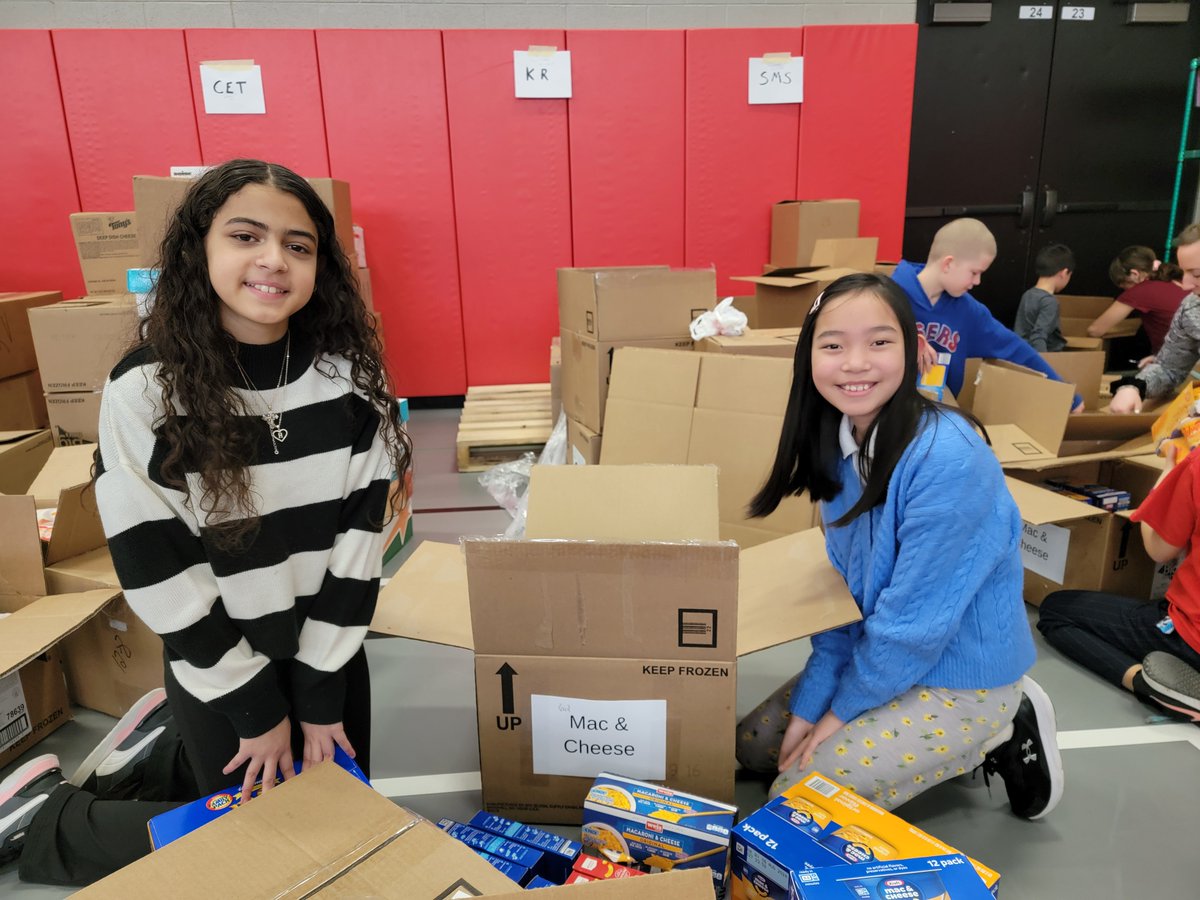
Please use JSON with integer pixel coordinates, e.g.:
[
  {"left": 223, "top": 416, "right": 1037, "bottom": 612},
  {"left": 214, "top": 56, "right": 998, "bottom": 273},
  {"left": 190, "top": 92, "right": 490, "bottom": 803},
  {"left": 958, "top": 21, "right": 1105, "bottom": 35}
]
[
  {"left": 689, "top": 296, "right": 748, "bottom": 340},
  {"left": 477, "top": 412, "right": 569, "bottom": 538}
]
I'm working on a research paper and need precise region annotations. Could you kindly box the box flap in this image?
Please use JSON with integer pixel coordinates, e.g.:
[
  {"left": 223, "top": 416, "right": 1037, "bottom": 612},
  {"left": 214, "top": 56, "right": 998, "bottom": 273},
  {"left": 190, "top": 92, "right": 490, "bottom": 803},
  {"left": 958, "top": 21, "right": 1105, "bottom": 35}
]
[
  {"left": 1003, "top": 443, "right": 1157, "bottom": 471},
  {"left": 0, "top": 429, "right": 53, "bottom": 496},
  {"left": 28, "top": 444, "right": 96, "bottom": 506},
  {"left": 370, "top": 542, "right": 473, "bottom": 651},
  {"left": 811, "top": 236, "right": 878, "bottom": 272},
  {"left": 0, "top": 494, "right": 47, "bottom": 604},
  {"left": 737, "top": 529, "right": 860, "bottom": 655},
  {"left": 730, "top": 266, "right": 860, "bottom": 290},
  {"left": 525, "top": 465, "right": 720, "bottom": 542},
  {"left": 972, "top": 362, "right": 1072, "bottom": 455},
  {"left": 44, "top": 482, "right": 108, "bottom": 565},
  {"left": 607, "top": 347, "right": 700, "bottom": 406},
  {"left": 1062, "top": 411, "right": 1158, "bottom": 443},
  {"left": 0, "top": 587, "right": 120, "bottom": 677},
  {"left": 75, "top": 763, "right": 519, "bottom": 899},
  {"left": 985, "top": 425, "right": 1056, "bottom": 465},
  {"left": 44, "top": 545, "right": 122, "bottom": 589},
  {"left": 1040, "top": 350, "right": 1104, "bottom": 408},
  {"left": 0, "top": 429, "right": 43, "bottom": 444},
  {"left": 694, "top": 353, "right": 793, "bottom": 416},
  {"left": 1005, "top": 476, "right": 1102, "bottom": 525}
]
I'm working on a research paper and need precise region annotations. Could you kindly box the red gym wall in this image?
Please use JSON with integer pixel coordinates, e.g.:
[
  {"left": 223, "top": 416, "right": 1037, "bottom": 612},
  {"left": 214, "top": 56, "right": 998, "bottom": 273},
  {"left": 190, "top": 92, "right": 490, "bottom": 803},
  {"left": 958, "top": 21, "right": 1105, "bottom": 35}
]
[{"left": 1, "top": 27, "right": 916, "bottom": 397}]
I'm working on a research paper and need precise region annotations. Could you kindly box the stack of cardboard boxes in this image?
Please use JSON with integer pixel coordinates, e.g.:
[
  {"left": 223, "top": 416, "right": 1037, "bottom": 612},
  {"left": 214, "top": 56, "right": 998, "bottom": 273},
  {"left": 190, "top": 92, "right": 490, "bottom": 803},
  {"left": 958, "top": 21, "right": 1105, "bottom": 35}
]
[
  {"left": 0, "top": 292, "right": 60, "bottom": 431},
  {"left": 556, "top": 267, "right": 715, "bottom": 465}
]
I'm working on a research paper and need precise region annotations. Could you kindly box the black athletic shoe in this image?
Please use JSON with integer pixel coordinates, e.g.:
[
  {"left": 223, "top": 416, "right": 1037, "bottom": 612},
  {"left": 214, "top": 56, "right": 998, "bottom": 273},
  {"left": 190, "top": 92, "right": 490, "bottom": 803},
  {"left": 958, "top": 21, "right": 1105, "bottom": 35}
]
[
  {"left": 0, "top": 754, "right": 65, "bottom": 865},
  {"left": 70, "top": 688, "right": 171, "bottom": 800},
  {"left": 982, "top": 676, "right": 1064, "bottom": 820},
  {"left": 1140, "top": 652, "right": 1200, "bottom": 724}
]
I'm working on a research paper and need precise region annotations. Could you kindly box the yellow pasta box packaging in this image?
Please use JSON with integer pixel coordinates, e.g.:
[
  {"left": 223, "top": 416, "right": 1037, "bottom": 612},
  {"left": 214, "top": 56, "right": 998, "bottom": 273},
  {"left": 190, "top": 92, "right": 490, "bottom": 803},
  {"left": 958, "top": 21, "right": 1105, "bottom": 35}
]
[
  {"left": 582, "top": 772, "right": 737, "bottom": 894},
  {"left": 729, "top": 773, "right": 1000, "bottom": 900}
]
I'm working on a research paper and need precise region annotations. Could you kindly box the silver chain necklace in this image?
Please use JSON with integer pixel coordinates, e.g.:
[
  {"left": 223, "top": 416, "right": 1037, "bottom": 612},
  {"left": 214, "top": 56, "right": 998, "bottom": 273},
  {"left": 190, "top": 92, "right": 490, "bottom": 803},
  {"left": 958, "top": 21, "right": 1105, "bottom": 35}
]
[{"left": 233, "top": 331, "right": 291, "bottom": 456}]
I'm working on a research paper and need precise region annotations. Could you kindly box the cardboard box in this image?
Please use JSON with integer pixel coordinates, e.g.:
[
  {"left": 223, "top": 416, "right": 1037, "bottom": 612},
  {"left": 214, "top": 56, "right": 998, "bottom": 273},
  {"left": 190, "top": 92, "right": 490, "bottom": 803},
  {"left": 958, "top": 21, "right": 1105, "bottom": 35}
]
[
  {"left": 729, "top": 267, "right": 862, "bottom": 329},
  {"left": 77, "top": 762, "right": 717, "bottom": 899},
  {"left": 696, "top": 328, "right": 800, "bottom": 359},
  {"left": 0, "top": 370, "right": 49, "bottom": 430},
  {"left": 70, "top": 212, "right": 140, "bottom": 295},
  {"left": 567, "top": 416, "right": 602, "bottom": 465},
  {"left": 560, "top": 329, "right": 693, "bottom": 432},
  {"left": 0, "top": 291, "right": 61, "bottom": 380},
  {"left": 600, "top": 348, "right": 816, "bottom": 545},
  {"left": 731, "top": 773, "right": 999, "bottom": 900},
  {"left": 810, "top": 236, "right": 878, "bottom": 274},
  {"left": 558, "top": 267, "right": 717, "bottom": 342},
  {"left": 550, "top": 337, "right": 562, "bottom": 425},
  {"left": 28, "top": 298, "right": 139, "bottom": 394},
  {"left": 371, "top": 466, "right": 860, "bottom": 824},
  {"left": 134, "top": 175, "right": 356, "bottom": 270},
  {"left": 789, "top": 854, "right": 994, "bottom": 899},
  {"left": 0, "top": 647, "right": 71, "bottom": 770},
  {"left": 46, "top": 391, "right": 102, "bottom": 446},
  {"left": 0, "top": 429, "right": 53, "bottom": 496},
  {"left": 467, "top": 810, "right": 582, "bottom": 882},
  {"left": 1056, "top": 294, "right": 1141, "bottom": 350},
  {"left": 770, "top": 200, "right": 860, "bottom": 268},
  {"left": 1004, "top": 455, "right": 1166, "bottom": 605},
  {"left": 356, "top": 266, "right": 374, "bottom": 312}
]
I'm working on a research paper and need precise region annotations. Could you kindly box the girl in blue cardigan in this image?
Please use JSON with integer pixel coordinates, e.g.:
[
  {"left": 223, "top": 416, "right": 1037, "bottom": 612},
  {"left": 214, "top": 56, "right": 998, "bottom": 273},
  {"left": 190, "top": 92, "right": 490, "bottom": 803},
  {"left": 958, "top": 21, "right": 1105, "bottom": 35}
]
[{"left": 737, "top": 272, "right": 1064, "bottom": 820}]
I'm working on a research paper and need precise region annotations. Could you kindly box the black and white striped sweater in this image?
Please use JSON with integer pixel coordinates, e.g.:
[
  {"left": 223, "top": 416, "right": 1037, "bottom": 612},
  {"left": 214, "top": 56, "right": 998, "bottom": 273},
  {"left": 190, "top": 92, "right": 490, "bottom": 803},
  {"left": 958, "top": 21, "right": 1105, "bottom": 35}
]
[{"left": 95, "top": 333, "right": 393, "bottom": 738}]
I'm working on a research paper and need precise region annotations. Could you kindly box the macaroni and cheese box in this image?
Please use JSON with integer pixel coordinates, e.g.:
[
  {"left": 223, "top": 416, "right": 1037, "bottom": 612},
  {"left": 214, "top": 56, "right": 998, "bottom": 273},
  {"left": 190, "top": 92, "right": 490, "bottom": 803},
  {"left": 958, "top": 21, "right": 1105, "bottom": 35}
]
[
  {"left": 467, "top": 810, "right": 582, "bottom": 881},
  {"left": 730, "top": 773, "right": 999, "bottom": 900},
  {"left": 437, "top": 819, "right": 546, "bottom": 872},
  {"left": 526, "top": 875, "right": 558, "bottom": 888},
  {"left": 147, "top": 747, "right": 368, "bottom": 849},
  {"left": 478, "top": 851, "right": 532, "bottom": 885},
  {"left": 788, "top": 854, "right": 994, "bottom": 899},
  {"left": 582, "top": 772, "right": 736, "bottom": 892},
  {"left": 573, "top": 853, "right": 647, "bottom": 880}
]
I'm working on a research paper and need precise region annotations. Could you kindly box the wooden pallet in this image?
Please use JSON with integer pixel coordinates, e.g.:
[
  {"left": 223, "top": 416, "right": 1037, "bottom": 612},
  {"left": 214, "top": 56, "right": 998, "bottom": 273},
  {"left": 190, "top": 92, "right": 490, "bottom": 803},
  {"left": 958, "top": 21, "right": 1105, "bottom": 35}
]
[{"left": 456, "top": 382, "right": 553, "bottom": 472}]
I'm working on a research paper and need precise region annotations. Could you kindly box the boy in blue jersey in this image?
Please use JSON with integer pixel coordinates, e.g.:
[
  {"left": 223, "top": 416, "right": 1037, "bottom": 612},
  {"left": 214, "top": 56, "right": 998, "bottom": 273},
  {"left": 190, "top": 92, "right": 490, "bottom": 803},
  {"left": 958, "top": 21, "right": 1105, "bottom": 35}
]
[{"left": 892, "top": 218, "right": 1084, "bottom": 412}]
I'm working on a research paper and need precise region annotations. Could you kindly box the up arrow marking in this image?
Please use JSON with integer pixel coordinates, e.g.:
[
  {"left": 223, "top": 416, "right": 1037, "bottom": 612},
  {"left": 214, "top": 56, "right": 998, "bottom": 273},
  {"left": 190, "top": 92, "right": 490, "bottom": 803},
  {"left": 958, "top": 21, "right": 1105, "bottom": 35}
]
[{"left": 497, "top": 663, "right": 518, "bottom": 715}]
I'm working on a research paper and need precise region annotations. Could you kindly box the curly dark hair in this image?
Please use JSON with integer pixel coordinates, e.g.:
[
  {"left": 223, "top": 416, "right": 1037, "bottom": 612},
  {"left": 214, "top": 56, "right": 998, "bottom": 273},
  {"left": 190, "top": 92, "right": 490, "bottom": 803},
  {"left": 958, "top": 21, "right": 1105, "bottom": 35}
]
[{"left": 136, "top": 158, "right": 411, "bottom": 545}]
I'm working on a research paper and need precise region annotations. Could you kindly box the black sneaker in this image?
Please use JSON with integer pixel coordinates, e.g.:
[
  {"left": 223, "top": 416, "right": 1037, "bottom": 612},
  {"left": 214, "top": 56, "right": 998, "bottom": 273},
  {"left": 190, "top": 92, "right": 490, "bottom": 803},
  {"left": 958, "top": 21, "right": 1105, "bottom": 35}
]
[
  {"left": 0, "top": 754, "right": 65, "bottom": 865},
  {"left": 69, "top": 688, "right": 171, "bottom": 799},
  {"left": 1140, "top": 652, "right": 1200, "bottom": 723},
  {"left": 981, "top": 676, "right": 1064, "bottom": 820}
]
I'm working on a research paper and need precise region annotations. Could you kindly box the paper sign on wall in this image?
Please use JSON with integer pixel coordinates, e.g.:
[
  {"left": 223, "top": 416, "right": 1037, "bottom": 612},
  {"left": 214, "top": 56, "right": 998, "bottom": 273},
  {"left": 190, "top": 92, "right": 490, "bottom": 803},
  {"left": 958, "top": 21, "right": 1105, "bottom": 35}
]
[
  {"left": 749, "top": 53, "right": 804, "bottom": 105},
  {"left": 514, "top": 49, "right": 572, "bottom": 99},
  {"left": 199, "top": 61, "right": 266, "bottom": 115},
  {"left": 530, "top": 694, "right": 666, "bottom": 780},
  {"left": 1020, "top": 520, "right": 1071, "bottom": 584}
]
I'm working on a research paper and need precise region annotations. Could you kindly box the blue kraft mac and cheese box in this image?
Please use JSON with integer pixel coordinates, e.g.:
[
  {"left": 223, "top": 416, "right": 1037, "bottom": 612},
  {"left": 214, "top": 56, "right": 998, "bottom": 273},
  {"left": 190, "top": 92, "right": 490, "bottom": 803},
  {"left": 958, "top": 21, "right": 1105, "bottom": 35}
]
[
  {"left": 478, "top": 851, "right": 533, "bottom": 886},
  {"left": 148, "top": 746, "right": 368, "bottom": 849},
  {"left": 581, "top": 772, "right": 737, "bottom": 893},
  {"left": 526, "top": 875, "right": 558, "bottom": 889},
  {"left": 788, "top": 853, "right": 994, "bottom": 899},
  {"left": 467, "top": 810, "right": 581, "bottom": 882},
  {"left": 437, "top": 818, "right": 546, "bottom": 873}
]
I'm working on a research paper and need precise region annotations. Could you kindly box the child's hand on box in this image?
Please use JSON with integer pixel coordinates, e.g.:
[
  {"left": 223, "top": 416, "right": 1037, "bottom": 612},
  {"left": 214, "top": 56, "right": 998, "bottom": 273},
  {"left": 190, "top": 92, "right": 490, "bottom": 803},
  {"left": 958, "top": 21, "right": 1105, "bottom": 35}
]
[
  {"left": 300, "top": 720, "right": 356, "bottom": 773},
  {"left": 224, "top": 716, "right": 296, "bottom": 804}
]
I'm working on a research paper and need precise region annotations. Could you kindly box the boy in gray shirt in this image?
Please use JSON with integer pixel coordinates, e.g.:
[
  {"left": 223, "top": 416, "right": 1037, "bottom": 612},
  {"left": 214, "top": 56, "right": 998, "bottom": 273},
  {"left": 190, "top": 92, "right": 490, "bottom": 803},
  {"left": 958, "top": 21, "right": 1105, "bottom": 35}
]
[{"left": 1015, "top": 244, "right": 1075, "bottom": 352}]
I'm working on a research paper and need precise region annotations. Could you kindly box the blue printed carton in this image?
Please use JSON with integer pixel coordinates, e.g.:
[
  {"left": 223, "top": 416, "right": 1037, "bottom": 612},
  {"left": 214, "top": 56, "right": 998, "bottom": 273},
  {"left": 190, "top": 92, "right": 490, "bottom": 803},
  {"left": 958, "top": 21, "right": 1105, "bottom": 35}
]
[
  {"left": 526, "top": 875, "right": 558, "bottom": 889},
  {"left": 468, "top": 810, "right": 581, "bottom": 882},
  {"left": 478, "top": 850, "right": 532, "bottom": 885},
  {"left": 788, "top": 853, "right": 994, "bottom": 899},
  {"left": 437, "top": 818, "right": 545, "bottom": 873},
  {"left": 148, "top": 746, "right": 368, "bottom": 849},
  {"left": 581, "top": 772, "right": 737, "bottom": 894}
]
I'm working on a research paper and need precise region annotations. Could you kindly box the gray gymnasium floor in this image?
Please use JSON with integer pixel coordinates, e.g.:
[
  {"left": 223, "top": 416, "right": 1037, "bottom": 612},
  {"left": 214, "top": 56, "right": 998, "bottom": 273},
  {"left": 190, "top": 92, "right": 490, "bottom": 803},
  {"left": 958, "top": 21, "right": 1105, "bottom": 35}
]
[{"left": 3, "top": 407, "right": 1198, "bottom": 897}]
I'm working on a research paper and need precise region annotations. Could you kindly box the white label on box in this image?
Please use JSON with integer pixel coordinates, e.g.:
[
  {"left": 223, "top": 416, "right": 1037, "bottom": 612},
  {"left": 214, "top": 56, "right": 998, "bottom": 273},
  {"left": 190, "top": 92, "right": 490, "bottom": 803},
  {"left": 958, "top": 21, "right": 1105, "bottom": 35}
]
[
  {"left": 199, "top": 63, "right": 266, "bottom": 115},
  {"left": 1020, "top": 520, "right": 1070, "bottom": 584},
  {"left": 514, "top": 50, "right": 572, "bottom": 99},
  {"left": 530, "top": 694, "right": 666, "bottom": 780},
  {"left": 168, "top": 166, "right": 211, "bottom": 178},
  {"left": 1151, "top": 554, "right": 1184, "bottom": 601},
  {"left": 1019, "top": 6, "right": 1053, "bottom": 19},
  {"left": 0, "top": 670, "right": 31, "bottom": 754},
  {"left": 1061, "top": 6, "right": 1095, "bottom": 20},
  {"left": 748, "top": 56, "right": 804, "bottom": 105}
]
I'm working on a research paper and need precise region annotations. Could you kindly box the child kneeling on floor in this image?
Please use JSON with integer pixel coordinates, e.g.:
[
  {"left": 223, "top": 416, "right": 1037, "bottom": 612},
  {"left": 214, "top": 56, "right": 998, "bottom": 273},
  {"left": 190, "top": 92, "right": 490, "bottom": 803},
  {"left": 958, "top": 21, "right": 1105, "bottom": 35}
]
[{"left": 736, "top": 272, "right": 1064, "bottom": 820}]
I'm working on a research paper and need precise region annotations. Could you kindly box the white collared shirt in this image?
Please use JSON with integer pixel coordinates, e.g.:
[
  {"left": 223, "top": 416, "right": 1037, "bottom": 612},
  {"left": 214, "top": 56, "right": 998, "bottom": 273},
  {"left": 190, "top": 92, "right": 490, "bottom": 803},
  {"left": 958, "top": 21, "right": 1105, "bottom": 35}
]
[{"left": 838, "top": 415, "right": 876, "bottom": 484}]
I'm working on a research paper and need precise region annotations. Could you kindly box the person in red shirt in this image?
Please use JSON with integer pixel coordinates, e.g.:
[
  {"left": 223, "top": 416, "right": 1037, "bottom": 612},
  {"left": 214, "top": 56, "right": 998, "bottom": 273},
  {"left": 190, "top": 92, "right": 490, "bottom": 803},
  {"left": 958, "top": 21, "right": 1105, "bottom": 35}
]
[
  {"left": 1037, "top": 444, "right": 1200, "bottom": 722},
  {"left": 1088, "top": 246, "right": 1189, "bottom": 357}
]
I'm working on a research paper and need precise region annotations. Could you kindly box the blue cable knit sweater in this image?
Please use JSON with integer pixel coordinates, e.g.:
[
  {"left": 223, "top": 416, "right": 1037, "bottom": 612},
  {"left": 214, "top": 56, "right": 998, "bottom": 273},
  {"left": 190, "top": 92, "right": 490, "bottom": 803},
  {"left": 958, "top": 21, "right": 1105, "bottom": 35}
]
[{"left": 789, "top": 411, "right": 1036, "bottom": 724}]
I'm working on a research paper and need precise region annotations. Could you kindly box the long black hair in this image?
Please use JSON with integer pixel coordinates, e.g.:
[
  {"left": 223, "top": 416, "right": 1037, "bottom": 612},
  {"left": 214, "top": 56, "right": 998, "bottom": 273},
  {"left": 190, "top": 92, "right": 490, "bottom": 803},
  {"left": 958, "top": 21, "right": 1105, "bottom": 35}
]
[{"left": 749, "top": 272, "right": 945, "bottom": 528}]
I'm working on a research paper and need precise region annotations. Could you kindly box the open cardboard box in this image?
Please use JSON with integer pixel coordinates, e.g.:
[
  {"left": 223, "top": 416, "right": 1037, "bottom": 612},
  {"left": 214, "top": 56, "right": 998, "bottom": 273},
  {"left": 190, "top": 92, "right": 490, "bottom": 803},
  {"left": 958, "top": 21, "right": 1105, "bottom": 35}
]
[
  {"left": 77, "top": 762, "right": 716, "bottom": 899},
  {"left": 1056, "top": 294, "right": 1141, "bottom": 350},
  {"left": 371, "top": 465, "right": 859, "bottom": 824},
  {"left": 729, "top": 266, "right": 862, "bottom": 329}
]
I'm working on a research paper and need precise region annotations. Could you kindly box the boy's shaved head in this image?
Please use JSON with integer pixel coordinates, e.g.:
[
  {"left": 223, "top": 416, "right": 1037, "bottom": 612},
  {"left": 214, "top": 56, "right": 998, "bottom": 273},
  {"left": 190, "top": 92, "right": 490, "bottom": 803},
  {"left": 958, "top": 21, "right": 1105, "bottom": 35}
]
[{"left": 927, "top": 218, "right": 997, "bottom": 263}]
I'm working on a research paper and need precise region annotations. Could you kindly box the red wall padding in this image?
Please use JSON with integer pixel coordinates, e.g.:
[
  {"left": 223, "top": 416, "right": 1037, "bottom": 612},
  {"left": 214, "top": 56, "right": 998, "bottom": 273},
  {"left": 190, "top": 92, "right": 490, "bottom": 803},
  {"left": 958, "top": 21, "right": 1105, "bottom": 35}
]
[
  {"left": 443, "top": 30, "right": 573, "bottom": 386},
  {"left": 797, "top": 25, "right": 917, "bottom": 263},
  {"left": 184, "top": 30, "right": 330, "bottom": 176},
  {"left": 317, "top": 30, "right": 467, "bottom": 397},
  {"left": 684, "top": 29, "right": 805, "bottom": 296},
  {"left": 0, "top": 31, "right": 83, "bottom": 298},
  {"left": 53, "top": 30, "right": 200, "bottom": 212},
  {"left": 565, "top": 30, "right": 685, "bottom": 267}
]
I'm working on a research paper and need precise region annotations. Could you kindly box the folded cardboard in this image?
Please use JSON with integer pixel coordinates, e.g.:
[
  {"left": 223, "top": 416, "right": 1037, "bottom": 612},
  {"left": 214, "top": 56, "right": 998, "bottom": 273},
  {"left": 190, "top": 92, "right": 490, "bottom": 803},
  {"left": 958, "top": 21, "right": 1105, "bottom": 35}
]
[
  {"left": 696, "top": 328, "right": 800, "bottom": 359},
  {"left": 558, "top": 267, "right": 717, "bottom": 342},
  {"left": 0, "top": 429, "right": 53, "bottom": 496},
  {"left": 78, "top": 762, "right": 716, "bottom": 899},
  {"left": 770, "top": 200, "right": 860, "bottom": 268},
  {"left": 559, "top": 328, "right": 692, "bottom": 432},
  {"left": 729, "top": 267, "right": 862, "bottom": 329},
  {"left": 0, "top": 370, "right": 49, "bottom": 430},
  {"left": 46, "top": 391, "right": 102, "bottom": 446},
  {"left": 27, "top": 298, "right": 139, "bottom": 394},
  {"left": 371, "top": 465, "right": 859, "bottom": 824},
  {"left": 810, "top": 236, "right": 878, "bottom": 274},
  {"left": 567, "top": 416, "right": 601, "bottom": 465},
  {"left": 600, "top": 347, "right": 816, "bottom": 545},
  {"left": 0, "top": 291, "right": 61, "bottom": 380},
  {"left": 70, "top": 212, "right": 140, "bottom": 295}
]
